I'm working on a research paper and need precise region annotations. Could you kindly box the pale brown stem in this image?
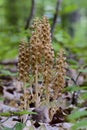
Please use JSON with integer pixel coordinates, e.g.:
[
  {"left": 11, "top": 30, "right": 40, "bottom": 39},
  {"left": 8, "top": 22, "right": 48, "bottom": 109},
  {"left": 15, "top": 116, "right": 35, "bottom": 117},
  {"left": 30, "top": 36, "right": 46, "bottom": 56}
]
[
  {"left": 23, "top": 81, "right": 27, "bottom": 110},
  {"left": 22, "top": 81, "right": 28, "bottom": 123},
  {"left": 54, "top": 91, "right": 58, "bottom": 100},
  {"left": 46, "top": 83, "right": 50, "bottom": 104},
  {"left": 51, "top": 71, "right": 59, "bottom": 84},
  {"left": 35, "top": 63, "right": 39, "bottom": 107}
]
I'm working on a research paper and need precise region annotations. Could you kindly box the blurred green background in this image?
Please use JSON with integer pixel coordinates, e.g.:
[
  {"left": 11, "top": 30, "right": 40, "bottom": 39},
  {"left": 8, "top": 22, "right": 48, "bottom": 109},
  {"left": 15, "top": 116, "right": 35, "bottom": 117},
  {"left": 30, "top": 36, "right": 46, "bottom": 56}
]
[{"left": 0, "top": 0, "right": 87, "bottom": 65}]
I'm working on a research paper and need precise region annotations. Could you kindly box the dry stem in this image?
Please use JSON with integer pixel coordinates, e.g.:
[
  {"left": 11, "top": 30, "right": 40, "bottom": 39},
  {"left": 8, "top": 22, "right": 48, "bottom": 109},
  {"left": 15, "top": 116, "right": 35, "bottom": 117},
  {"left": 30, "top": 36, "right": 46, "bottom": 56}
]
[
  {"left": 46, "top": 83, "right": 50, "bottom": 104},
  {"left": 22, "top": 82, "right": 28, "bottom": 123},
  {"left": 35, "top": 63, "right": 39, "bottom": 107},
  {"left": 23, "top": 82, "right": 27, "bottom": 110}
]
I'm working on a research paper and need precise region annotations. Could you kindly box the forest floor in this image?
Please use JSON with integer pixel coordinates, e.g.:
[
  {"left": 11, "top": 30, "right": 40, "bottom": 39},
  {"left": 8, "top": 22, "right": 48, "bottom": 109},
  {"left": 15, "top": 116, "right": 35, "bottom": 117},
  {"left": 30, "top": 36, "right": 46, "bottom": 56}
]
[{"left": 0, "top": 59, "right": 87, "bottom": 130}]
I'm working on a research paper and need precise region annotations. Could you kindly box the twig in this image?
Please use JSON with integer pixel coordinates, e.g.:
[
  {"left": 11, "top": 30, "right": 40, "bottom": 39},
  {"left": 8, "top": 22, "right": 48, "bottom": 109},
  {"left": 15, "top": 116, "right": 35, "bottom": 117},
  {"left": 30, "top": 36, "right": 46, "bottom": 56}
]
[
  {"left": 75, "top": 65, "right": 87, "bottom": 84},
  {"left": 66, "top": 68, "right": 77, "bottom": 85},
  {"left": 25, "top": 0, "right": 36, "bottom": 30},
  {"left": 51, "top": 0, "right": 62, "bottom": 39}
]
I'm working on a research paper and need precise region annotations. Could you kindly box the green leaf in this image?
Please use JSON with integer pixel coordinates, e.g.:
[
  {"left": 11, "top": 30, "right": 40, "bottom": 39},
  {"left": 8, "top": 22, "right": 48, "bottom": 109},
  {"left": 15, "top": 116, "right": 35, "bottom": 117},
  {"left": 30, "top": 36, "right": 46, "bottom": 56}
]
[
  {"left": 63, "top": 86, "right": 79, "bottom": 92},
  {"left": 14, "top": 123, "right": 25, "bottom": 130},
  {"left": 65, "top": 76, "right": 71, "bottom": 80},
  {"left": 72, "top": 119, "right": 87, "bottom": 130},
  {"left": 63, "top": 4, "right": 77, "bottom": 14},
  {"left": 68, "top": 59, "right": 78, "bottom": 65},
  {"left": 0, "top": 69, "right": 18, "bottom": 77},
  {"left": 0, "top": 111, "right": 11, "bottom": 116},
  {"left": 69, "top": 65, "right": 78, "bottom": 69},
  {"left": 52, "top": 42, "right": 61, "bottom": 52},
  {"left": 0, "top": 110, "right": 37, "bottom": 117},
  {"left": 68, "top": 109, "right": 87, "bottom": 122},
  {"left": 15, "top": 110, "right": 37, "bottom": 116},
  {"left": 64, "top": 86, "right": 87, "bottom": 92},
  {"left": 81, "top": 92, "right": 87, "bottom": 100},
  {"left": 0, "top": 97, "right": 4, "bottom": 101},
  {"left": 78, "top": 69, "right": 87, "bottom": 73}
]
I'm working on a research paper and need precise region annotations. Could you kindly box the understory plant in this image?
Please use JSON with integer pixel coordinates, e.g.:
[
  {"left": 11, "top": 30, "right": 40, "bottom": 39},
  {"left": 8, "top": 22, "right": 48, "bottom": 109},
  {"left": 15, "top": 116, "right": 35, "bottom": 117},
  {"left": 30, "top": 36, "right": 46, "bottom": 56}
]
[{"left": 18, "top": 16, "right": 67, "bottom": 109}]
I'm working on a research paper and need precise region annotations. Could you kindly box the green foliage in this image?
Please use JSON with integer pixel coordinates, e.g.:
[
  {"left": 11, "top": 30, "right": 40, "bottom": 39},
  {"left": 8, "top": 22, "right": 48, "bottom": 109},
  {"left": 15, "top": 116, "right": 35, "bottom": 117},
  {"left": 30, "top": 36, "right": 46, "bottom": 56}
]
[
  {"left": 81, "top": 92, "right": 87, "bottom": 100},
  {"left": 5, "top": 0, "right": 19, "bottom": 26},
  {"left": 64, "top": 85, "right": 87, "bottom": 93},
  {"left": 78, "top": 69, "right": 87, "bottom": 73},
  {"left": 67, "top": 85, "right": 87, "bottom": 130},
  {"left": 0, "top": 97, "right": 4, "bottom": 101},
  {"left": 0, "top": 0, "right": 87, "bottom": 62},
  {"left": 0, "top": 69, "right": 18, "bottom": 77},
  {"left": 68, "top": 109, "right": 87, "bottom": 122},
  {"left": 0, "top": 110, "right": 37, "bottom": 117},
  {"left": 14, "top": 123, "right": 25, "bottom": 130},
  {"left": 68, "top": 96, "right": 87, "bottom": 129},
  {"left": 72, "top": 119, "right": 87, "bottom": 130}
]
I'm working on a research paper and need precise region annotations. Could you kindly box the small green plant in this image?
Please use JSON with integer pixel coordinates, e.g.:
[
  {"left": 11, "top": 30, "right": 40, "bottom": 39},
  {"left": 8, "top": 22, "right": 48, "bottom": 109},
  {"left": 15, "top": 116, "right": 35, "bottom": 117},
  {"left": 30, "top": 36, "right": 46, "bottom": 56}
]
[
  {"left": 0, "top": 110, "right": 37, "bottom": 117},
  {"left": 68, "top": 109, "right": 87, "bottom": 130},
  {"left": 67, "top": 84, "right": 87, "bottom": 130}
]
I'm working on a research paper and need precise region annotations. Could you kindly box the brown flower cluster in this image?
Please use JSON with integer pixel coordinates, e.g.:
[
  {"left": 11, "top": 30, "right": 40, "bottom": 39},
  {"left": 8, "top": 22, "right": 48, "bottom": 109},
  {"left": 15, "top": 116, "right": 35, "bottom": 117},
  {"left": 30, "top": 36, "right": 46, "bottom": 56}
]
[
  {"left": 40, "top": 17, "right": 54, "bottom": 103},
  {"left": 30, "top": 18, "right": 43, "bottom": 74},
  {"left": 52, "top": 49, "right": 67, "bottom": 99},
  {"left": 41, "top": 17, "right": 54, "bottom": 84},
  {"left": 18, "top": 17, "right": 67, "bottom": 108},
  {"left": 29, "top": 17, "right": 55, "bottom": 104},
  {"left": 30, "top": 17, "right": 54, "bottom": 77},
  {"left": 18, "top": 41, "right": 30, "bottom": 82}
]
